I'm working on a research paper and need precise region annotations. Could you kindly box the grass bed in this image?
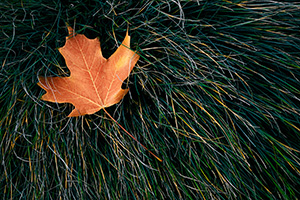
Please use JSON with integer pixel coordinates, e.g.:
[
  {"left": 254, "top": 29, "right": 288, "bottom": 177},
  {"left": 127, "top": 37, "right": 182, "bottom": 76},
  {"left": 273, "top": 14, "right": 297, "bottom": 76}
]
[{"left": 1, "top": 0, "right": 300, "bottom": 199}]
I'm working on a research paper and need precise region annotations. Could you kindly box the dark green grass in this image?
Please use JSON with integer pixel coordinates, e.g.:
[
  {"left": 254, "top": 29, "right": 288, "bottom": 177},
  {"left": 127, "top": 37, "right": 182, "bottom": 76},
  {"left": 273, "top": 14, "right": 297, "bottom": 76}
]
[{"left": 1, "top": 0, "right": 300, "bottom": 199}]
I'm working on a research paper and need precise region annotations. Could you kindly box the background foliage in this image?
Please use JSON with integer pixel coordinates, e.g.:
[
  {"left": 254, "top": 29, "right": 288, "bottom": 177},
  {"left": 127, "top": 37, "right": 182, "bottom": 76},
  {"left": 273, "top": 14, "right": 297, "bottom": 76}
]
[{"left": 1, "top": 0, "right": 300, "bottom": 199}]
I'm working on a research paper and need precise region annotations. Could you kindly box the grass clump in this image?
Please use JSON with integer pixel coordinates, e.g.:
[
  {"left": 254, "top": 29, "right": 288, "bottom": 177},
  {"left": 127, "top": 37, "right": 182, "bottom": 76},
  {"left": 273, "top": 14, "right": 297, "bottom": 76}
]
[{"left": 1, "top": 0, "right": 300, "bottom": 199}]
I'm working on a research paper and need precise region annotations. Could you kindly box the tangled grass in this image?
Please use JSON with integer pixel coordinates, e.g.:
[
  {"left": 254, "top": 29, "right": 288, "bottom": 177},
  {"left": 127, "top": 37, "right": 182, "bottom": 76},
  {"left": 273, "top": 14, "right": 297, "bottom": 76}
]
[{"left": 1, "top": 0, "right": 300, "bottom": 199}]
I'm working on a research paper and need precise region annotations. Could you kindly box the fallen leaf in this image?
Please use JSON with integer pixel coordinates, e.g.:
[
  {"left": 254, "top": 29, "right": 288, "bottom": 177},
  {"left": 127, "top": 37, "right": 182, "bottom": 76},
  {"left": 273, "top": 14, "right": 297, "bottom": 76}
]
[
  {"left": 38, "top": 26, "right": 139, "bottom": 117},
  {"left": 38, "top": 26, "right": 161, "bottom": 162}
]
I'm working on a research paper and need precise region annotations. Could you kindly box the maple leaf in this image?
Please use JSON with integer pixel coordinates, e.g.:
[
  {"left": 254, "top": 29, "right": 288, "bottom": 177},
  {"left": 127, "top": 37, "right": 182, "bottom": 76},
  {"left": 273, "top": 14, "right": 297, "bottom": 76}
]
[
  {"left": 38, "top": 26, "right": 161, "bottom": 162},
  {"left": 38, "top": 26, "right": 140, "bottom": 117}
]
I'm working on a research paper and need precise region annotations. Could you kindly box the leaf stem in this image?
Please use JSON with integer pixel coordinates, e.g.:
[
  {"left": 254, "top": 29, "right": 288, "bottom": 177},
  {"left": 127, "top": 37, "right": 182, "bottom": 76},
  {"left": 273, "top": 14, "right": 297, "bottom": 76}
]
[{"left": 103, "top": 108, "right": 162, "bottom": 162}]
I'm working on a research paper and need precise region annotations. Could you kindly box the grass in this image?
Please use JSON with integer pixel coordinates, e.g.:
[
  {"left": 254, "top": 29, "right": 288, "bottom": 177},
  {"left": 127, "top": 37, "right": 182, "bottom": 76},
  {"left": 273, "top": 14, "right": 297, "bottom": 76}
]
[{"left": 1, "top": 0, "right": 300, "bottom": 199}]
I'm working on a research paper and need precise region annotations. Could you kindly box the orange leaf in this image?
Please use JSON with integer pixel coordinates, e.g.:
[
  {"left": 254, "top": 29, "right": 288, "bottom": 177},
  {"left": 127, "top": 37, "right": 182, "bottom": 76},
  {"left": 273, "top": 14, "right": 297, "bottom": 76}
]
[
  {"left": 38, "top": 26, "right": 140, "bottom": 117},
  {"left": 38, "top": 26, "right": 162, "bottom": 162}
]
